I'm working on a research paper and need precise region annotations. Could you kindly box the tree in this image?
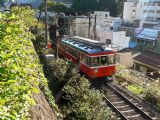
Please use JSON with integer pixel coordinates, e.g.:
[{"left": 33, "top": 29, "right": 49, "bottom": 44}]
[
  {"left": 48, "top": 2, "right": 68, "bottom": 13},
  {"left": 117, "top": 0, "right": 125, "bottom": 17},
  {"left": 0, "top": 0, "right": 5, "bottom": 5},
  {"left": 49, "top": 59, "right": 114, "bottom": 120},
  {"left": 71, "top": 0, "right": 118, "bottom": 16},
  {"left": 39, "top": 1, "right": 69, "bottom": 13}
]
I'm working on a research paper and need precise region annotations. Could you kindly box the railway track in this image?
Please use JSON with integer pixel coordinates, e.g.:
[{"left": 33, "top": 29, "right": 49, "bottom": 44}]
[{"left": 102, "top": 82, "right": 158, "bottom": 120}]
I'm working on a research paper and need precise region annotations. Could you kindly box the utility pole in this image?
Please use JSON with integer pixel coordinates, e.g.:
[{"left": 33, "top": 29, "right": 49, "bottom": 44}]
[
  {"left": 88, "top": 12, "right": 91, "bottom": 39},
  {"left": 45, "top": 0, "right": 48, "bottom": 46},
  {"left": 94, "top": 14, "right": 97, "bottom": 40}
]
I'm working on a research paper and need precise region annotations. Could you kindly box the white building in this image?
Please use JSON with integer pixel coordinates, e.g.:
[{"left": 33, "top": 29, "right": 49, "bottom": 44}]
[
  {"left": 96, "top": 30, "right": 131, "bottom": 50},
  {"left": 72, "top": 11, "right": 130, "bottom": 51},
  {"left": 73, "top": 17, "right": 89, "bottom": 38},
  {"left": 123, "top": 0, "right": 160, "bottom": 21},
  {"left": 91, "top": 11, "right": 121, "bottom": 31}
]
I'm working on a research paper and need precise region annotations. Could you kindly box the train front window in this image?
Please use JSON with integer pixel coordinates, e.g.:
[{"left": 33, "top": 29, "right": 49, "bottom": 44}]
[
  {"left": 107, "top": 54, "right": 115, "bottom": 65},
  {"left": 92, "top": 57, "right": 100, "bottom": 66},
  {"left": 92, "top": 55, "right": 115, "bottom": 67}
]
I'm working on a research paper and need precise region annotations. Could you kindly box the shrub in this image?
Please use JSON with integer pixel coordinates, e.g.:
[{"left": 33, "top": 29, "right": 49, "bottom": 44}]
[
  {"left": 49, "top": 59, "right": 114, "bottom": 120},
  {"left": 143, "top": 81, "right": 160, "bottom": 110}
]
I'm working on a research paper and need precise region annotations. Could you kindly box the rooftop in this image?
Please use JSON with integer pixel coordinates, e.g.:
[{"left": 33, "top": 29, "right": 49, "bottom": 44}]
[
  {"left": 133, "top": 50, "right": 160, "bottom": 68},
  {"left": 136, "top": 28, "right": 159, "bottom": 41},
  {"left": 61, "top": 36, "right": 114, "bottom": 55}
]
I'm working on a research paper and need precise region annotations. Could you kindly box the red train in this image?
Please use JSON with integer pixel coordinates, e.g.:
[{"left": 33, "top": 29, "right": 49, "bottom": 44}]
[{"left": 58, "top": 36, "right": 116, "bottom": 80}]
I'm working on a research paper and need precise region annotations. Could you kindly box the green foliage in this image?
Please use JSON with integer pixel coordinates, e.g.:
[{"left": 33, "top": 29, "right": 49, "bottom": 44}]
[
  {"left": 0, "top": 0, "right": 5, "bottom": 5},
  {"left": 127, "top": 85, "right": 144, "bottom": 95},
  {"left": 48, "top": 2, "right": 68, "bottom": 13},
  {"left": 39, "top": 1, "right": 68, "bottom": 13},
  {"left": 50, "top": 59, "right": 113, "bottom": 120},
  {"left": 143, "top": 81, "right": 160, "bottom": 110},
  {"left": 117, "top": 0, "right": 125, "bottom": 16},
  {"left": 50, "top": 59, "right": 75, "bottom": 82},
  {"left": 0, "top": 6, "right": 58, "bottom": 119},
  {"left": 63, "top": 77, "right": 112, "bottom": 120},
  {"left": 71, "top": 0, "right": 118, "bottom": 16}
]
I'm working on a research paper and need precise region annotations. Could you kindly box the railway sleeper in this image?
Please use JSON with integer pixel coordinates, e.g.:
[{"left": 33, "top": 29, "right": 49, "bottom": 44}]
[
  {"left": 112, "top": 101, "right": 125, "bottom": 104},
  {"left": 116, "top": 105, "right": 129, "bottom": 109},
  {"left": 121, "top": 109, "right": 134, "bottom": 113},
  {"left": 108, "top": 98, "right": 122, "bottom": 102},
  {"left": 126, "top": 114, "right": 140, "bottom": 119},
  {"left": 117, "top": 106, "right": 134, "bottom": 111},
  {"left": 106, "top": 94, "right": 117, "bottom": 97},
  {"left": 113, "top": 102, "right": 128, "bottom": 106},
  {"left": 122, "top": 110, "right": 140, "bottom": 117}
]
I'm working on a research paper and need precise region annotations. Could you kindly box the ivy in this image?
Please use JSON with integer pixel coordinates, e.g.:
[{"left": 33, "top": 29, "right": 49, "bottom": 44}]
[{"left": 0, "top": 6, "right": 58, "bottom": 119}]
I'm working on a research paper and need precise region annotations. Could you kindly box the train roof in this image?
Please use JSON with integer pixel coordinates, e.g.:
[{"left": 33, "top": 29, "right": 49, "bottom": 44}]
[{"left": 61, "top": 36, "right": 115, "bottom": 55}]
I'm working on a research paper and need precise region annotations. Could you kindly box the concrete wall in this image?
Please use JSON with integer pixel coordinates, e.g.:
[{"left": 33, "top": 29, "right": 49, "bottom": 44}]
[
  {"left": 74, "top": 17, "right": 89, "bottom": 38},
  {"left": 123, "top": 2, "right": 136, "bottom": 21},
  {"left": 117, "top": 52, "right": 134, "bottom": 68},
  {"left": 93, "top": 30, "right": 131, "bottom": 50},
  {"left": 112, "top": 31, "right": 131, "bottom": 50}
]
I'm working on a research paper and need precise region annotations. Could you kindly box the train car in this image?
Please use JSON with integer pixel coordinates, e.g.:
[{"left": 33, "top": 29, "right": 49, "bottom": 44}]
[{"left": 58, "top": 36, "right": 116, "bottom": 80}]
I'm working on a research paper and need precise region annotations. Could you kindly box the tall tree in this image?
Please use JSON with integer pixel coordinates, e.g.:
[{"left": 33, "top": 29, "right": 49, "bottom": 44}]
[
  {"left": 71, "top": 0, "right": 118, "bottom": 16},
  {"left": 117, "top": 0, "right": 125, "bottom": 17},
  {"left": 0, "top": 0, "right": 5, "bottom": 5}
]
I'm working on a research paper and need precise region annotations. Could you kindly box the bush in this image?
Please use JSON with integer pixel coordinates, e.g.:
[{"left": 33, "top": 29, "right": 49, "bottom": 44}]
[
  {"left": 143, "top": 81, "right": 160, "bottom": 110},
  {"left": 49, "top": 59, "right": 114, "bottom": 120}
]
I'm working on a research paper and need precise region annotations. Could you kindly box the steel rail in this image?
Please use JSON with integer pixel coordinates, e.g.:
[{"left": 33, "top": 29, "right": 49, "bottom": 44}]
[{"left": 105, "top": 82, "right": 155, "bottom": 120}]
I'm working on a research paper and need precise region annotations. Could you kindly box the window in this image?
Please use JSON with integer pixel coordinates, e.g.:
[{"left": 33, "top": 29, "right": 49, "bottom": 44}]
[
  {"left": 108, "top": 54, "right": 116, "bottom": 65},
  {"left": 91, "top": 55, "right": 115, "bottom": 67},
  {"left": 80, "top": 53, "right": 84, "bottom": 62},
  {"left": 148, "top": 10, "right": 155, "bottom": 13},
  {"left": 83, "top": 55, "right": 92, "bottom": 66},
  {"left": 143, "top": 10, "right": 148, "bottom": 13},
  {"left": 92, "top": 57, "right": 100, "bottom": 67},
  {"left": 157, "top": 2, "right": 160, "bottom": 6},
  {"left": 156, "top": 17, "right": 160, "bottom": 20},
  {"left": 87, "top": 57, "right": 92, "bottom": 66},
  {"left": 83, "top": 55, "right": 87, "bottom": 63},
  {"left": 156, "top": 10, "right": 160, "bottom": 13},
  {"left": 146, "top": 16, "right": 154, "bottom": 20},
  {"left": 149, "top": 2, "right": 156, "bottom": 6},
  {"left": 144, "top": 2, "right": 149, "bottom": 6},
  {"left": 132, "top": 10, "right": 136, "bottom": 12},
  {"left": 106, "top": 39, "right": 111, "bottom": 44},
  {"left": 101, "top": 56, "right": 108, "bottom": 65}
]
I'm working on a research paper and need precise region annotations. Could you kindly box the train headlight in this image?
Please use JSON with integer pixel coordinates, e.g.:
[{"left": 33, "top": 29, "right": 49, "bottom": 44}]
[{"left": 94, "top": 68, "right": 98, "bottom": 73}]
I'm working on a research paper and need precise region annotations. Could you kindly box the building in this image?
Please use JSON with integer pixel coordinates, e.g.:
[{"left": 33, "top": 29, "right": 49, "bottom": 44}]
[
  {"left": 123, "top": 0, "right": 160, "bottom": 21},
  {"left": 73, "top": 16, "right": 89, "bottom": 38},
  {"left": 135, "top": 28, "right": 160, "bottom": 47},
  {"left": 117, "top": 48, "right": 135, "bottom": 68},
  {"left": 133, "top": 50, "right": 160, "bottom": 78},
  {"left": 95, "top": 30, "right": 131, "bottom": 50},
  {"left": 72, "top": 11, "right": 131, "bottom": 51}
]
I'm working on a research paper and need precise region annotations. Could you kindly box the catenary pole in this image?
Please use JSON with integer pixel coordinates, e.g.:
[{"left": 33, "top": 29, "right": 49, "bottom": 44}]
[{"left": 45, "top": 0, "right": 48, "bottom": 46}]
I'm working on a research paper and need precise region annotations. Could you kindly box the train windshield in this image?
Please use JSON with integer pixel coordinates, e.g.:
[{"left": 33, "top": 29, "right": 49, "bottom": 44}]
[{"left": 92, "top": 54, "right": 115, "bottom": 67}]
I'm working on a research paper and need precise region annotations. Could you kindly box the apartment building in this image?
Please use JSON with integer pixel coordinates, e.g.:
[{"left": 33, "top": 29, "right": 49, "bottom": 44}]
[{"left": 123, "top": 0, "right": 160, "bottom": 21}]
